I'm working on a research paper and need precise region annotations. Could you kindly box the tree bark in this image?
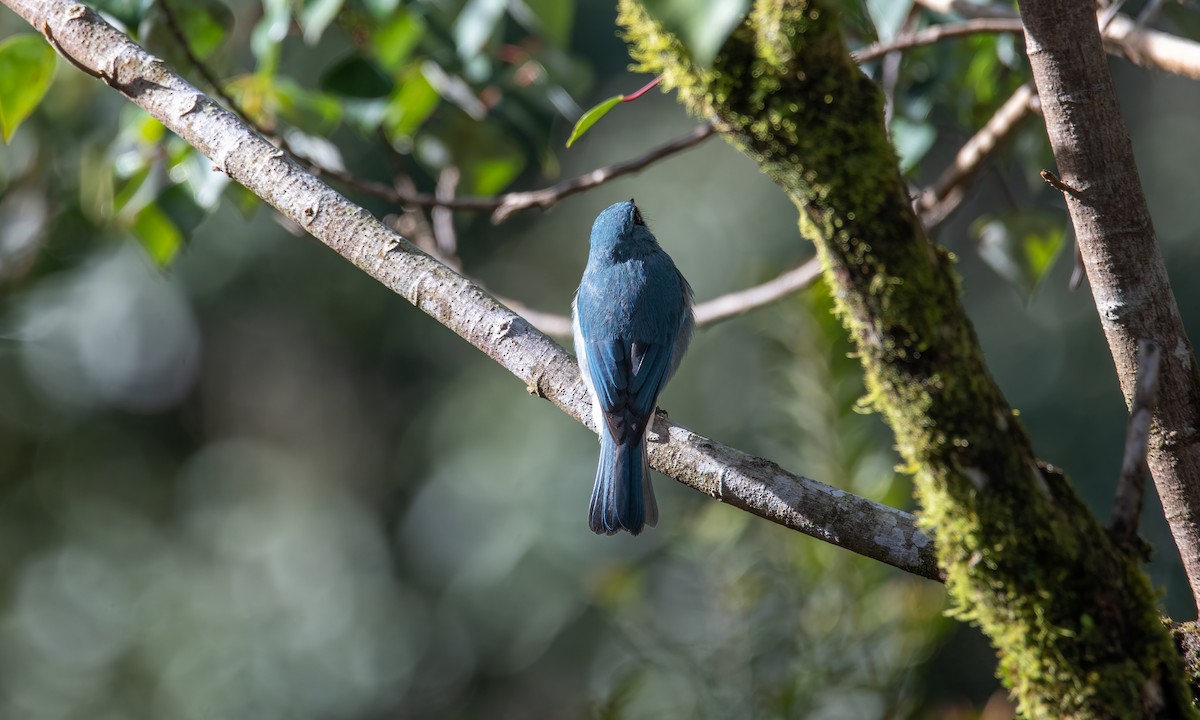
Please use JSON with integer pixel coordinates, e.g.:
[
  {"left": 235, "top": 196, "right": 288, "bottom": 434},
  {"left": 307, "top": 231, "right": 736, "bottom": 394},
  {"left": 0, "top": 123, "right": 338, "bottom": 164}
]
[
  {"left": 618, "top": 0, "right": 1194, "bottom": 715},
  {"left": 1018, "top": 0, "right": 1200, "bottom": 617}
]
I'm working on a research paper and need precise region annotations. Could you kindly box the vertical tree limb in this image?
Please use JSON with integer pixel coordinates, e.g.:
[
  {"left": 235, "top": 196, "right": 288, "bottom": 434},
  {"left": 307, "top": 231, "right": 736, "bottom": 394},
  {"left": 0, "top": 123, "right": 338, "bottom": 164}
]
[
  {"left": 1018, "top": 0, "right": 1200, "bottom": 616},
  {"left": 618, "top": 0, "right": 1193, "bottom": 715}
]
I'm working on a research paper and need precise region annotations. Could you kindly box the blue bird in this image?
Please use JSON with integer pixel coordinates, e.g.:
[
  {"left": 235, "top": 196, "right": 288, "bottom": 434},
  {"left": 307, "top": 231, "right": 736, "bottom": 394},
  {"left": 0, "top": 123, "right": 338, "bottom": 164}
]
[{"left": 573, "top": 200, "right": 694, "bottom": 535}]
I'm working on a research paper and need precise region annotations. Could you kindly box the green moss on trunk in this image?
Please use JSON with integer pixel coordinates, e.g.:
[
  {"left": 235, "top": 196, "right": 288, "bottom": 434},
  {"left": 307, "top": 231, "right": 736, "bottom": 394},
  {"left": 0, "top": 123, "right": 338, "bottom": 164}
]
[{"left": 617, "top": 0, "right": 1194, "bottom": 716}]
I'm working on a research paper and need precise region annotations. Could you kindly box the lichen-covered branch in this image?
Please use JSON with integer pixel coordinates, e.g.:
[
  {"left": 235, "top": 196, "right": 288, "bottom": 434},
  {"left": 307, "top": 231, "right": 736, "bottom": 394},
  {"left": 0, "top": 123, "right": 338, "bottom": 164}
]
[
  {"left": 0, "top": 0, "right": 941, "bottom": 580},
  {"left": 617, "top": 0, "right": 1193, "bottom": 715}
]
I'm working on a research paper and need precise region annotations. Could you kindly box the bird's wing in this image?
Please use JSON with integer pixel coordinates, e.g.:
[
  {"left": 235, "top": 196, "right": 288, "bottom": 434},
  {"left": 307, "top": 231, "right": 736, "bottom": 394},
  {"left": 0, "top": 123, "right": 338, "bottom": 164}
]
[{"left": 580, "top": 335, "right": 674, "bottom": 442}]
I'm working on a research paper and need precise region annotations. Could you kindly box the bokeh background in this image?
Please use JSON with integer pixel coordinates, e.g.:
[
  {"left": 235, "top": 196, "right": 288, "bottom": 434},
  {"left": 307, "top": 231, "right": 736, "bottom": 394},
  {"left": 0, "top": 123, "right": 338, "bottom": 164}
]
[{"left": 1, "top": 0, "right": 1198, "bottom": 717}]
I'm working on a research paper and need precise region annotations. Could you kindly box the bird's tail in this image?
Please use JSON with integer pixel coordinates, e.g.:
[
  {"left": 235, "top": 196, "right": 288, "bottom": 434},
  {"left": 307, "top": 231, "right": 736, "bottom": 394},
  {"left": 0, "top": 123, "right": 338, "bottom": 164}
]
[{"left": 588, "top": 431, "right": 659, "bottom": 535}]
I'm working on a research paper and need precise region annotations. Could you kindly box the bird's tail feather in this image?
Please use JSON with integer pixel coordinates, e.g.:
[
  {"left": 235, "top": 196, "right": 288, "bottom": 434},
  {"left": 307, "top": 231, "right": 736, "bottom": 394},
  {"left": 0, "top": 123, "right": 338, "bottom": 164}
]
[{"left": 588, "top": 431, "right": 658, "bottom": 535}]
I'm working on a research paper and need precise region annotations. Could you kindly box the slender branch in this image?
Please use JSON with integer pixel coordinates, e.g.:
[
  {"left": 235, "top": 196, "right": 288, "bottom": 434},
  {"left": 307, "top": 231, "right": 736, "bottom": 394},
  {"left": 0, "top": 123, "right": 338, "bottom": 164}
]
[
  {"left": 1110, "top": 340, "right": 1162, "bottom": 548},
  {"left": 914, "top": 0, "right": 1200, "bottom": 80},
  {"left": 853, "top": 18, "right": 1025, "bottom": 63},
  {"left": 488, "top": 124, "right": 716, "bottom": 223},
  {"left": 432, "top": 166, "right": 461, "bottom": 269},
  {"left": 506, "top": 257, "right": 824, "bottom": 338},
  {"left": 1019, "top": 0, "right": 1200, "bottom": 617},
  {"left": 8, "top": 0, "right": 940, "bottom": 580},
  {"left": 918, "top": 83, "right": 1036, "bottom": 230}
]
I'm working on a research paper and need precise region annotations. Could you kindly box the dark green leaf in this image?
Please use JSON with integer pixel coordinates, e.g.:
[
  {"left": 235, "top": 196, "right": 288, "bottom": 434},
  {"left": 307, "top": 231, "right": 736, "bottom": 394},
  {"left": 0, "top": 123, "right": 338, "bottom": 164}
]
[
  {"left": 90, "top": 0, "right": 151, "bottom": 28},
  {"left": 0, "top": 35, "right": 56, "bottom": 143},
  {"left": 156, "top": 185, "right": 207, "bottom": 239},
  {"left": 640, "top": 0, "right": 750, "bottom": 69},
  {"left": 320, "top": 54, "right": 394, "bottom": 98},
  {"left": 565, "top": 95, "right": 621, "bottom": 148},
  {"left": 223, "top": 182, "right": 262, "bottom": 219}
]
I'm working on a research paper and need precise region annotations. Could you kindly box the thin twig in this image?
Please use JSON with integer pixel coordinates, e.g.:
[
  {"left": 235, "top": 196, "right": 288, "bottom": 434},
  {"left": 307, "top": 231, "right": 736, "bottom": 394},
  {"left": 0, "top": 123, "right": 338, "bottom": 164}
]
[
  {"left": 510, "top": 257, "right": 824, "bottom": 338},
  {"left": 432, "top": 166, "right": 461, "bottom": 269},
  {"left": 1110, "top": 340, "right": 1162, "bottom": 548},
  {"left": 912, "top": 0, "right": 1200, "bottom": 80},
  {"left": 853, "top": 18, "right": 1025, "bottom": 63},
  {"left": 918, "top": 84, "right": 1036, "bottom": 230}
]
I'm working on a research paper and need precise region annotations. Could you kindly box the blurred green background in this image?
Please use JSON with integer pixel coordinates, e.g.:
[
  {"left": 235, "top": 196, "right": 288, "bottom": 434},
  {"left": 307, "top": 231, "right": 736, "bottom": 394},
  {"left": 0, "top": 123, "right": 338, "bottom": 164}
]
[{"left": 0, "top": 0, "right": 1198, "bottom": 717}]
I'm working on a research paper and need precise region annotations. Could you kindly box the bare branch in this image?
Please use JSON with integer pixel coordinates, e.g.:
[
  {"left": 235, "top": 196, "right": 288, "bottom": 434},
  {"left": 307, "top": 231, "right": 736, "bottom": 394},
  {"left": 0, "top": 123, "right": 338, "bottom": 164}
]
[
  {"left": 505, "top": 257, "right": 824, "bottom": 339},
  {"left": 918, "top": 84, "right": 1037, "bottom": 230},
  {"left": 914, "top": 0, "right": 1200, "bottom": 80},
  {"left": 9, "top": 0, "right": 940, "bottom": 580},
  {"left": 853, "top": 18, "right": 1025, "bottom": 63},
  {"left": 1110, "top": 340, "right": 1162, "bottom": 548},
  {"left": 1019, "top": 0, "right": 1200, "bottom": 614},
  {"left": 488, "top": 124, "right": 716, "bottom": 223}
]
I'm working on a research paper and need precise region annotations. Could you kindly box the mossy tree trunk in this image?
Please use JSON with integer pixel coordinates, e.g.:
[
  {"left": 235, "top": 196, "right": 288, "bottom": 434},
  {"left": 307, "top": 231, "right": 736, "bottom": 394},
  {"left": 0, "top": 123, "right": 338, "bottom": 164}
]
[{"left": 617, "top": 0, "right": 1194, "bottom": 716}]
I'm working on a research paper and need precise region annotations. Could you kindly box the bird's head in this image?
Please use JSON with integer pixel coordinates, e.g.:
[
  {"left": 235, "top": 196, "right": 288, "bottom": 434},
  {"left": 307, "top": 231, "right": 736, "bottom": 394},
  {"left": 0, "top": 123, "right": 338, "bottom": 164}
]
[{"left": 589, "top": 199, "right": 653, "bottom": 254}]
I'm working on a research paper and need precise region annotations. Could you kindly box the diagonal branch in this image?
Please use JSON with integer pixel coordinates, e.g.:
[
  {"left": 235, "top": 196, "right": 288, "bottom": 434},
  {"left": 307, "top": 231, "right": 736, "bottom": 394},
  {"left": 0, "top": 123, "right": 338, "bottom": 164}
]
[{"left": 4, "top": 0, "right": 940, "bottom": 580}]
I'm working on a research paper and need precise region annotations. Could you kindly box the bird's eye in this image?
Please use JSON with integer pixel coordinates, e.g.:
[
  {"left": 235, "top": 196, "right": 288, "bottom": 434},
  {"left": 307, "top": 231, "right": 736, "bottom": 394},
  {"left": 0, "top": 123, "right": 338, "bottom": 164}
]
[{"left": 632, "top": 207, "right": 645, "bottom": 226}]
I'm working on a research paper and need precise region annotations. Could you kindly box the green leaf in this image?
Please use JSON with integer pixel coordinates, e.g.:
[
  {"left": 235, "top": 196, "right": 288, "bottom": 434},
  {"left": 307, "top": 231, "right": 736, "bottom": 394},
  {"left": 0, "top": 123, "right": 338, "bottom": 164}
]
[
  {"left": 319, "top": 54, "right": 394, "bottom": 98},
  {"left": 565, "top": 95, "right": 621, "bottom": 148},
  {"left": 0, "top": 35, "right": 56, "bottom": 143},
  {"left": 369, "top": 11, "right": 424, "bottom": 71},
  {"left": 132, "top": 202, "right": 184, "bottom": 266},
  {"left": 383, "top": 66, "right": 440, "bottom": 142},
  {"left": 299, "top": 0, "right": 345, "bottom": 45},
  {"left": 640, "top": 0, "right": 750, "bottom": 69},
  {"left": 974, "top": 214, "right": 1067, "bottom": 301}
]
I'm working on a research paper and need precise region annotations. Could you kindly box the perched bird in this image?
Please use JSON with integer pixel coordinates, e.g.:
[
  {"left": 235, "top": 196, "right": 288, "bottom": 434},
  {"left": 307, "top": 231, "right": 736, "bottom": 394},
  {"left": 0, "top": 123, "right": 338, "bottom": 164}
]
[{"left": 573, "top": 200, "right": 694, "bottom": 535}]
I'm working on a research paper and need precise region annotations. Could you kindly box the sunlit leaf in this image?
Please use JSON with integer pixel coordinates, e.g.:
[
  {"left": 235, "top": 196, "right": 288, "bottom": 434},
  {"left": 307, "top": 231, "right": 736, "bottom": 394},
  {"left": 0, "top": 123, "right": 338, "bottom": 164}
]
[
  {"left": 383, "top": 66, "right": 440, "bottom": 142},
  {"left": 271, "top": 79, "right": 344, "bottom": 132},
  {"left": 133, "top": 202, "right": 184, "bottom": 266},
  {"left": 320, "top": 54, "right": 394, "bottom": 98},
  {"left": 565, "top": 95, "right": 621, "bottom": 148},
  {"left": 641, "top": 0, "right": 749, "bottom": 68},
  {"left": 974, "top": 214, "right": 1066, "bottom": 301},
  {"left": 369, "top": 11, "right": 424, "bottom": 71},
  {"left": 223, "top": 181, "right": 262, "bottom": 219},
  {"left": 299, "top": 0, "right": 345, "bottom": 44},
  {"left": 0, "top": 35, "right": 56, "bottom": 143}
]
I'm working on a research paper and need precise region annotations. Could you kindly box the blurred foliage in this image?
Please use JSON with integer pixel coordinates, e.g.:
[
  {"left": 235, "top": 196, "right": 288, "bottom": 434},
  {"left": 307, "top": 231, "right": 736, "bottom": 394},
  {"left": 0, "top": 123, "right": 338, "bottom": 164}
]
[{"left": 1, "top": 0, "right": 1198, "bottom": 718}]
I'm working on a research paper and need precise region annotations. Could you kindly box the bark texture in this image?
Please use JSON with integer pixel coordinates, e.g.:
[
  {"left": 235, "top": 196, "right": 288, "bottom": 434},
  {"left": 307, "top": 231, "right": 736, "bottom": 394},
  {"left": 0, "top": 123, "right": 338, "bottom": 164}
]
[
  {"left": 618, "top": 0, "right": 1194, "bottom": 715},
  {"left": 1018, "top": 0, "right": 1200, "bottom": 616},
  {"left": 0, "top": 0, "right": 941, "bottom": 579}
]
